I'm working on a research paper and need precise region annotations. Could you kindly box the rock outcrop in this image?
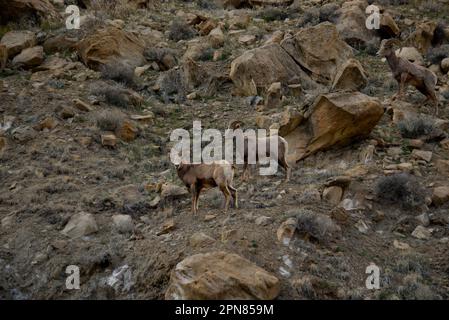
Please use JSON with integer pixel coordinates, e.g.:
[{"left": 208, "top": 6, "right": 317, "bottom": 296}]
[
  {"left": 165, "top": 251, "right": 280, "bottom": 300},
  {"left": 281, "top": 22, "right": 354, "bottom": 85},
  {"left": 77, "top": 27, "right": 146, "bottom": 70},
  {"left": 0, "top": 0, "right": 59, "bottom": 25}
]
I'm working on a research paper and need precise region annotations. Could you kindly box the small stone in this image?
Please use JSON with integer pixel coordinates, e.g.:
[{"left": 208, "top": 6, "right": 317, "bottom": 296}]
[
  {"left": 73, "top": 99, "right": 92, "bottom": 112},
  {"left": 411, "top": 225, "right": 431, "bottom": 240},
  {"left": 221, "top": 229, "right": 237, "bottom": 243},
  {"left": 204, "top": 214, "right": 217, "bottom": 221},
  {"left": 355, "top": 219, "right": 369, "bottom": 233},
  {"left": 431, "top": 186, "right": 449, "bottom": 205},
  {"left": 393, "top": 240, "right": 410, "bottom": 250},
  {"left": 323, "top": 186, "right": 343, "bottom": 205},
  {"left": 238, "top": 34, "right": 257, "bottom": 45},
  {"left": 158, "top": 219, "right": 175, "bottom": 235},
  {"left": 60, "top": 107, "right": 75, "bottom": 119},
  {"left": 277, "top": 218, "right": 296, "bottom": 245},
  {"left": 411, "top": 149, "right": 432, "bottom": 162},
  {"left": 12, "top": 46, "right": 44, "bottom": 68},
  {"left": 435, "top": 159, "right": 449, "bottom": 176},
  {"left": 61, "top": 212, "right": 98, "bottom": 238},
  {"left": 189, "top": 232, "right": 215, "bottom": 248},
  {"left": 441, "top": 57, "right": 449, "bottom": 73},
  {"left": 187, "top": 92, "right": 198, "bottom": 100},
  {"left": 112, "top": 214, "right": 134, "bottom": 234},
  {"left": 255, "top": 216, "right": 273, "bottom": 226},
  {"left": 415, "top": 212, "right": 430, "bottom": 227},
  {"left": 34, "top": 117, "right": 58, "bottom": 131},
  {"left": 101, "top": 132, "right": 117, "bottom": 147},
  {"left": 116, "top": 120, "right": 138, "bottom": 142}
]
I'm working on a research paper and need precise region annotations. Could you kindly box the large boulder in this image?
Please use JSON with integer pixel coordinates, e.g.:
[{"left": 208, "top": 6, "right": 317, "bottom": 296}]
[
  {"left": 301, "top": 92, "right": 384, "bottom": 159},
  {"left": 336, "top": 0, "right": 374, "bottom": 47},
  {"left": 230, "top": 43, "right": 317, "bottom": 96},
  {"left": 0, "top": 0, "right": 59, "bottom": 25},
  {"left": 0, "top": 30, "right": 36, "bottom": 58},
  {"left": 77, "top": 27, "right": 146, "bottom": 70},
  {"left": 281, "top": 22, "right": 354, "bottom": 85},
  {"left": 165, "top": 251, "right": 280, "bottom": 300},
  {"left": 0, "top": 44, "right": 6, "bottom": 71},
  {"left": 331, "top": 58, "right": 368, "bottom": 91},
  {"left": 284, "top": 92, "right": 384, "bottom": 161}
]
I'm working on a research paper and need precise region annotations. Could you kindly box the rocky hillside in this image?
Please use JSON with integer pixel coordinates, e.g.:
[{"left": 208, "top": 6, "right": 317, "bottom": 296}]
[{"left": 0, "top": 0, "right": 448, "bottom": 299}]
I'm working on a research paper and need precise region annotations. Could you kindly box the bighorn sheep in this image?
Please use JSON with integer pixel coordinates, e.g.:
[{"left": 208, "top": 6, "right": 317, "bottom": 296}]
[
  {"left": 377, "top": 39, "right": 439, "bottom": 114},
  {"left": 176, "top": 160, "right": 238, "bottom": 214},
  {"left": 228, "top": 120, "right": 291, "bottom": 182}
]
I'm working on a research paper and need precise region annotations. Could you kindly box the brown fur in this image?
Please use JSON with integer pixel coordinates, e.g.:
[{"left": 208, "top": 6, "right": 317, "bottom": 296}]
[
  {"left": 377, "top": 39, "right": 439, "bottom": 115},
  {"left": 176, "top": 160, "right": 238, "bottom": 214},
  {"left": 228, "top": 120, "right": 291, "bottom": 182}
]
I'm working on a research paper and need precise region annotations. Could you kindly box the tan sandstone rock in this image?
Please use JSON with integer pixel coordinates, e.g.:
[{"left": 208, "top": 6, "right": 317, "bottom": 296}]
[{"left": 165, "top": 251, "right": 280, "bottom": 300}]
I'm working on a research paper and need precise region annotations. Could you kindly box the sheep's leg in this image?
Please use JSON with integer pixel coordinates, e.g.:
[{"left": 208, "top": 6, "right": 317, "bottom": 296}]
[
  {"left": 279, "top": 158, "right": 290, "bottom": 182},
  {"left": 242, "top": 163, "right": 250, "bottom": 182},
  {"left": 190, "top": 184, "right": 197, "bottom": 214},
  {"left": 229, "top": 185, "right": 238, "bottom": 209},
  {"left": 195, "top": 184, "right": 202, "bottom": 212},
  {"left": 398, "top": 73, "right": 407, "bottom": 99},
  {"left": 220, "top": 185, "right": 231, "bottom": 212}
]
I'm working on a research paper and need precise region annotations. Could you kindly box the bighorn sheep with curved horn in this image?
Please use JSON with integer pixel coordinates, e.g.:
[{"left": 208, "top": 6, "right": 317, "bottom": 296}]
[
  {"left": 377, "top": 38, "right": 439, "bottom": 114},
  {"left": 228, "top": 120, "right": 291, "bottom": 182}
]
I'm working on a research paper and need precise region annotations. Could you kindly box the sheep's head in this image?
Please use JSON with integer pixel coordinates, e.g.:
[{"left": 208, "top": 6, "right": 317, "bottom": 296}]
[{"left": 377, "top": 39, "right": 402, "bottom": 57}]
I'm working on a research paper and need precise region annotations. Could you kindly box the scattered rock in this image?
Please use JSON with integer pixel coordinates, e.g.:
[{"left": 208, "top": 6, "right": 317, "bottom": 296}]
[
  {"left": 441, "top": 58, "right": 449, "bottom": 73},
  {"left": 189, "top": 232, "right": 216, "bottom": 248},
  {"left": 12, "top": 46, "right": 44, "bottom": 68},
  {"left": 61, "top": 212, "right": 98, "bottom": 238},
  {"left": 435, "top": 159, "right": 449, "bottom": 176},
  {"left": 431, "top": 186, "right": 449, "bottom": 205},
  {"left": 0, "top": 30, "right": 36, "bottom": 58},
  {"left": 277, "top": 218, "right": 297, "bottom": 245},
  {"left": 161, "top": 183, "right": 189, "bottom": 199},
  {"left": 393, "top": 240, "right": 410, "bottom": 250},
  {"left": 415, "top": 213, "right": 430, "bottom": 227},
  {"left": 209, "top": 27, "right": 225, "bottom": 48},
  {"left": 101, "top": 132, "right": 117, "bottom": 147},
  {"left": 331, "top": 58, "right": 367, "bottom": 91},
  {"left": 238, "top": 34, "right": 257, "bottom": 45},
  {"left": 255, "top": 215, "right": 273, "bottom": 226},
  {"left": 355, "top": 219, "right": 369, "bottom": 234},
  {"left": 411, "top": 225, "right": 431, "bottom": 240},
  {"left": 116, "top": 120, "right": 138, "bottom": 142},
  {"left": 265, "top": 82, "right": 282, "bottom": 109},
  {"left": 112, "top": 214, "right": 134, "bottom": 234},
  {"left": 323, "top": 186, "right": 343, "bottom": 205},
  {"left": 411, "top": 149, "right": 432, "bottom": 162},
  {"left": 165, "top": 251, "right": 280, "bottom": 300}
]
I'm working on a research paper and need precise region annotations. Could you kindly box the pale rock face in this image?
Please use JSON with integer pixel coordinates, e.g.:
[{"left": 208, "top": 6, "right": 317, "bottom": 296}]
[
  {"left": 0, "top": 30, "right": 36, "bottom": 58},
  {"left": 165, "top": 251, "right": 280, "bottom": 300},
  {"left": 61, "top": 212, "right": 98, "bottom": 239}
]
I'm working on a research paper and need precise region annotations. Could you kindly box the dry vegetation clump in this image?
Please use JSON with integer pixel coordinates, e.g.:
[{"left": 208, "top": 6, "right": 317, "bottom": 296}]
[
  {"left": 426, "top": 44, "right": 449, "bottom": 65},
  {"left": 94, "top": 109, "right": 126, "bottom": 132},
  {"left": 375, "top": 173, "right": 427, "bottom": 209},
  {"left": 89, "top": 0, "right": 133, "bottom": 20},
  {"left": 168, "top": 20, "right": 197, "bottom": 42},
  {"left": 397, "top": 116, "right": 435, "bottom": 139},
  {"left": 257, "top": 7, "right": 289, "bottom": 22},
  {"left": 100, "top": 62, "right": 137, "bottom": 88},
  {"left": 294, "top": 209, "right": 340, "bottom": 243},
  {"left": 297, "top": 7, "right": 320, "bottom": 28},
  {"left": 92, "top": 84, "right": 132, "bottom": 108}
]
